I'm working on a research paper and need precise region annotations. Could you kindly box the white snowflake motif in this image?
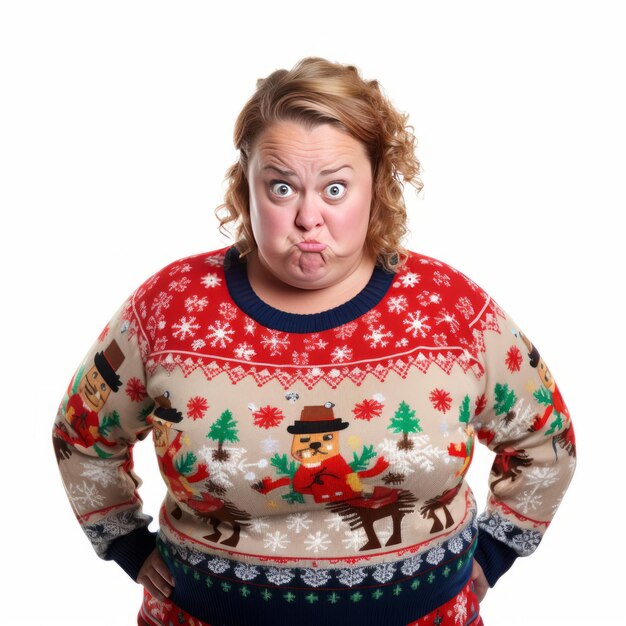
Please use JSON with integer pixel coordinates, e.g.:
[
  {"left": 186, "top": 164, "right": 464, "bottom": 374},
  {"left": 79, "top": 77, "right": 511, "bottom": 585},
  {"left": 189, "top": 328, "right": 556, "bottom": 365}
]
[
  {"left": 324, "top": 513, "right": 345, "bottom": 532},
  {"left": 248, "top": 517, "right": 270, "bottom": 534},
  {"left": 206, "top": 557, "right": 230, "bottom": 574},
  {"left": 261, "top": 330, "right": 290, "bottom": 356},
  {"left": 432, "top": 271, "right": 451, "bottom": 287},
  {"left": 342, "top": 528, "right": 367, "bottom": 551},
  {"left": 304, "top": 333, "right": 328, "bottom": 351},
  {"left": 292, "top": 351, "right": 309, "bottom": 366},
  {"left": 395, "top": 337, "right": 409, "bottom": 348},
  {"left": 330, "top": 345, "right": 353, "bottom": 363},
  {"left": 511, "top": 530, "right": 541, "bottom": 555},
  {"left": 425, "top": 544, "right": 445, "bottom": 565},
  {"left": 172, "top": 316, "right": 201, "bottom": 341},
  {"left": 515, "top": 490, "right": 543, "bottom": 515},
  {"left": 168, "top": 262, "right": 192, "bottom": 276},
  {"left": 432, "top": 333, "right": 448, "bottom": 347},
  {"left": 184, "top": 295, "right": 209, "bottom": 313},
  {"left": 387, "top": 294, "right": 408, "bottom": 314},
  {"left": 403, "top": 311, "right": 432, "bottom": 339},
  {"left": 244, "top": 317, "right": 256, "bottom": 335},
  {"left": 219, "top": 302, "right": 238, "bottom": 320},
  {"left": 153, "top": 337, "right": 168, "bottom": 352},
  {"left": 304, "top": 531, "right": 332, "bottom": 553},
  {"left": 300, "top": 568, "right": 332, "bottom": 588},
  {"left": 378, "top": 435, "right": 446, "bottom": 475},
  {"left": 234, "top": 342, "right": 256, "bottom": 361},
  {"left": 372, "top": 562, "right": 396, "bottom": 583},
  {"left": 260, "top": 436, "right": 280, "bottom": 454},
  {"left": 265, "top": 566, "right": 295, "bottom": 585},
  {"left": 151, "top": 291, "right": 173, "bottom": 317},
  {"left": 462, "top": 525, "right": 474, "bottom": 543},
  {"left": 334, "top": 321, "right": 358, "bottom": 339},
  {"left": 337, "top": 568, "right": 367, "bottom": 587},
  {"left": 481, "top": 513, "right": 514, "bottom": 541},
  {"left": 364, "top": 324, "right": 393, "bottom": 348},
  {"left": 68, "top": 481, "right": 105, "bottom": 510},
  {"left": 80, "top": 460, "right": 122, "bottom": 488},
  {"left": 398, "top": 271, "right": 420, "bottom": 288},
  {"left": 206, "top": 320, "right": 235, "bottom": 348},
  {"left": 286, "top": 513, "right": 313, "bottom": 534},
  {"left": 525, "top": 466, "right": 559, "bottom": 489},
  {"left": 417, "top": 291, "right": 442, "bottom": 307},
  {"left": 168, "top": 277, "right": 191, "bottom": 293},
  {"left": 191, "top": 338, "right": 206, "bottom": 351},
  {"left": 400, "top": 554, "right": 423, "bottom": 576},
  {"left": 204, "top": 253, "right": 225, "bottom": 267},
  {"left": 453, "top": 591, "right": 468, "bottom": 624},
  {"left": 435, "top": 309, "right": 460, "bottom": 334},
  {"left": 455, "top": 296, "right": 475, "bottom": 320},
  {"left": 234, "top": 563, "right": 260, "bottom": 581},
  {"left": 447, "top": 536, "right": 464, "bottom": 554},
  {"left": 263, "top": 531, "right": 291, "bottom": 552},
  {"left": 362, "top": 310, "right": 381, "bottom": 325},
  {"left": 201, "top": 273, "right": 222, "bottom": 288}
]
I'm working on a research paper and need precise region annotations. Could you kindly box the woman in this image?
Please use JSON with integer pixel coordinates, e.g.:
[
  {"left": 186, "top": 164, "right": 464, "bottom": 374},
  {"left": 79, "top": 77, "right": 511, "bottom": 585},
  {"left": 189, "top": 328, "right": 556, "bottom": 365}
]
[{"left": 53, "top": 57, "right": 576, "bottom": 626}]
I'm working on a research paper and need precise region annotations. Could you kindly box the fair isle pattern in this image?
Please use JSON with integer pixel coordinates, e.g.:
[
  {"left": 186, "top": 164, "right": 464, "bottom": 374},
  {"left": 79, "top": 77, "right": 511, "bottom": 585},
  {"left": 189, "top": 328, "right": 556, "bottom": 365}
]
[{"left": 121, "top": 248, "right": 501, "bottom": 389}]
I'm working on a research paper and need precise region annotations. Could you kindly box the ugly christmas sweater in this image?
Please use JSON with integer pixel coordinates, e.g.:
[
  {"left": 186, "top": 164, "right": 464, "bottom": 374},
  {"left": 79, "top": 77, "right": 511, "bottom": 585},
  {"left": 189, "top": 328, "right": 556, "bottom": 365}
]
[{"left": 53, "top": 247, "right": 576, "bottom": 626}]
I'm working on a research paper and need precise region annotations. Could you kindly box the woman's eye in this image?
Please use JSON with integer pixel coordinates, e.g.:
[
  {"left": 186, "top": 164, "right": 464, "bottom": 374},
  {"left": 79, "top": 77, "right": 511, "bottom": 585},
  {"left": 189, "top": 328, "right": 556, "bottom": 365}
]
[
  {"left": 324, "top": 182, "right": 347, "bottom": 199},
  {"left": 270, "top": 182, "right": 294, "bottom": 198}
]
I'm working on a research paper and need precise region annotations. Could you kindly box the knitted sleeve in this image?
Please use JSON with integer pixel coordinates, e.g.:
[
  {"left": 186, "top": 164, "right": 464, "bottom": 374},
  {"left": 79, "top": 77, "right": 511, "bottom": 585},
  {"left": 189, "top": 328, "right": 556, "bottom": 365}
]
[
  {"left": 52, "top": 294, "right": 157, "bottom": 581},
  {"left": 469, "top": 299, "right": 576, "bottom": 587}
]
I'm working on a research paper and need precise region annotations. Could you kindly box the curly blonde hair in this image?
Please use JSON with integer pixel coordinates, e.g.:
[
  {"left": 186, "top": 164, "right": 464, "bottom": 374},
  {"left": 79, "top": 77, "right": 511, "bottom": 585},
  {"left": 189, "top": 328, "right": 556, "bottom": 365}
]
[{"left": 216, "top": 57, "right": 422, "bottom": 272}]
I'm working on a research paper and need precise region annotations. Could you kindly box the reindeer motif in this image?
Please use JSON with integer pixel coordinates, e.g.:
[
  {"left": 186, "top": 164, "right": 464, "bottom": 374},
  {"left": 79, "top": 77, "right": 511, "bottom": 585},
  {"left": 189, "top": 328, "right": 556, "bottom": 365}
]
[
  {"left": 327, "top": 488, "right": 418, "bottom": 551},
  {"left": 420, "top": 483, "right": 461, "bottom": 533},
  {"left": 489, "top": 444, "right": 533, "bottom": 492},
  {"left": 185, "top": 496, "right": 252, "bottom": 547}
]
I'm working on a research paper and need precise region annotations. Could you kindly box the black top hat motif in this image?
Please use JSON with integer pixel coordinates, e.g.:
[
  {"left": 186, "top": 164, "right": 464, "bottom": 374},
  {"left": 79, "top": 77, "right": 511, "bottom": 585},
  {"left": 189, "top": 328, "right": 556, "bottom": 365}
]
[
  {"left": 94, "top": 339, "right": 125, "bottom": 392},
  {"left": 287, "top": 405, "right": 349, "bottom": 435}
]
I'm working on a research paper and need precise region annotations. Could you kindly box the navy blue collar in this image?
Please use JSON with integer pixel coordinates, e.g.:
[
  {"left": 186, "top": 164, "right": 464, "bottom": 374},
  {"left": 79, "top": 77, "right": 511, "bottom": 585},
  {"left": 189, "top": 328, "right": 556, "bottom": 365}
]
[{"left": 224, "top": 247, "right": 395, "bottom": 333}]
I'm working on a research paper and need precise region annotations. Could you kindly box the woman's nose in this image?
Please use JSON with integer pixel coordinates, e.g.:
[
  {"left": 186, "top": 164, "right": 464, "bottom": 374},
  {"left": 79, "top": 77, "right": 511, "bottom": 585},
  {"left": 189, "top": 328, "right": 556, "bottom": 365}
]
[{"left": 295, "top": 194, "right": 324, "bottom": 230}]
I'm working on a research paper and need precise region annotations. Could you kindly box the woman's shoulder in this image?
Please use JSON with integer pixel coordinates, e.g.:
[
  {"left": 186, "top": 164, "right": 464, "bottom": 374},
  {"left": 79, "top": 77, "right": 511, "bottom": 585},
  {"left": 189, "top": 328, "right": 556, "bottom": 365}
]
[
  {"left": 129, "top": 246, "right": 232, "bottom": 306},
  {"left": 400, "top": 250, "right": 491, "bottom": 310}
]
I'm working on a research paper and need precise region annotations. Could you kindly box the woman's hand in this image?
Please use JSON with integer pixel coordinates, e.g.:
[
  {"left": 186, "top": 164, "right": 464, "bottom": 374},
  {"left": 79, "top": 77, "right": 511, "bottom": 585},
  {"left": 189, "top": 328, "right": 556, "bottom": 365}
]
[
  {"left": 471, "top": 559, "right": 489, "bottom": 602},
  {"left": 137, "top": 548, "right": 175, "bottom": 601}
]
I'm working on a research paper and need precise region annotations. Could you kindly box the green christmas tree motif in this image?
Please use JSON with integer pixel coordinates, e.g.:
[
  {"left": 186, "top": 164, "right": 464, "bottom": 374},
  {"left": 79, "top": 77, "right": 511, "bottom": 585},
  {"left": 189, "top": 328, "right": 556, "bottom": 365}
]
[
  {"left": 458, "top": 395, "right": 471, "bottom": 424},
  {"left": 388, "top": 401, "right": 422, "bottom": 450},
  {"left": 98, "top": 410, "right": 120, "bottom": 438},
  {"left": 138, "top": 403, "right": 155, "bottom": 425},
  {"left": 349, "top": 444, "right": 377, "bottom": 472},
  {"left": 175, "top": 451, "right": 199, "bottom": 476},
  {"left": 269, "top": 453, "right": 304, "bottom": 504},
  {"left": 207, "top": 409, "right": 239, "bottom": 461},
  {"left": 493, "top": 383, "right": 517, "bottom": 422}
]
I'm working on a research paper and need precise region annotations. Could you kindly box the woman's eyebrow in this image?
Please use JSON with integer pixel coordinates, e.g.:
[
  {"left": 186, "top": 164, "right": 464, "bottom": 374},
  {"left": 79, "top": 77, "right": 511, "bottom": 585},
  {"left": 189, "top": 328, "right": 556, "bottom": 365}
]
[{"left": 262, "top": 165, "right": 353, "bottom": 176}]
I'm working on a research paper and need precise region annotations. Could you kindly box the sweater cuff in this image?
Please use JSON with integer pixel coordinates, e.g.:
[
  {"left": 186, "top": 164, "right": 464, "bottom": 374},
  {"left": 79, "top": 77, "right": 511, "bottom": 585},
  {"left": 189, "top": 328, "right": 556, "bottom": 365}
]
[
  {"left": 106, "top": 526, "right": 157, "bottom": 581},
  {"left": 473, "top": 529, "right": 518, "bottom": 587}
]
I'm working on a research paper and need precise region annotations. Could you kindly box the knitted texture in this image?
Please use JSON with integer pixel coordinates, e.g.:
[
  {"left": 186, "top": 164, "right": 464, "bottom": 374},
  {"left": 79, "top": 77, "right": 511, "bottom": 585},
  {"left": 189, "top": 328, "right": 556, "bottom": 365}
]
[{"left": 53, "top": 247, "right": 575, "bottom": 623}]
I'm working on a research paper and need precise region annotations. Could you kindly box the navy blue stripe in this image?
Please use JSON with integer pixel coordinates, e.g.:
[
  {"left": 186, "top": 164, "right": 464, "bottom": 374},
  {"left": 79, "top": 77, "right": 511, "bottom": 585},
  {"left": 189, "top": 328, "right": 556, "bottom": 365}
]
[{"left": 224, "top": 247, "right": 396, "bottom": 333}]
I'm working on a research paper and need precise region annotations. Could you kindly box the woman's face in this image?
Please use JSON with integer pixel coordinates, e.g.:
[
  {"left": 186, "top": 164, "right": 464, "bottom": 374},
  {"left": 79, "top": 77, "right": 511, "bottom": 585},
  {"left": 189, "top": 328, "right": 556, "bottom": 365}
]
[{"left": 247, "top": 121, "right": 373, "bottom": 291}]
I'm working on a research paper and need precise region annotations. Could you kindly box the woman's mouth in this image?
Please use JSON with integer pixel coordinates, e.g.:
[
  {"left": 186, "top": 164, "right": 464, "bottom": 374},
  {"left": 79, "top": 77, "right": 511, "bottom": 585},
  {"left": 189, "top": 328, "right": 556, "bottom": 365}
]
[{"left": 297, "top": 241, "right": 327, "bottom": 253}]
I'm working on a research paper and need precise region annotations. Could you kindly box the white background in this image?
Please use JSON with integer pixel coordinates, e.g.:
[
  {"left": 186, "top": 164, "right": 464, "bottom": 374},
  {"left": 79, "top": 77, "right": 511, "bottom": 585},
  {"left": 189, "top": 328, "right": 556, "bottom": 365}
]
[{"left": 1, "top": 1, "right": 623, "bottom": 624}]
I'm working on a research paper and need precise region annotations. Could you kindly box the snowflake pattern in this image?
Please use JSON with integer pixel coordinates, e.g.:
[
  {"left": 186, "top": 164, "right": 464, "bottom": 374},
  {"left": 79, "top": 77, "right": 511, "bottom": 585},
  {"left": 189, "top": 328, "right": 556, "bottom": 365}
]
[
  {"left": 201, "top": 273, "right": 222, "bottom": 288},
  {"left": 387, "top": 295, "right": 408, "bottom": 313},
  {"left": 125, "top": 377, "right": 147, "bottom": 402},
  {"left": 286, "top": 513, "right": 313, "bottom": 534},
  {"left": 364, "top": 324, "right": 393, "bottom": 348},
  {"left": 304, "top": 531, "right": 331, "bottom": 553},
  {"left": 505, "top": 345, "right": 523, "bottom": 372},
  {"left": 398, "top": 271, "right": 420, "bottom": 287},
  {"left": 172, "top": 316, "right": 200, "bottom": 340},
  {"left": 261, "top": 330, "right": 290, "bottom": 356},
  {"left": 187, "top": 396, "right": 209, "bottom": 420},
  {"left": 263, "top": 531, "right": 291, "bottom": 552},
  {"left": 206, "top": 320, "right": 235, "bottom": 348},
  {"left": 184, "top": 295, "right": 208, "bottom": 313},
  {"left": 403, "top": 311, "right": 432, "bottom": 339}
]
